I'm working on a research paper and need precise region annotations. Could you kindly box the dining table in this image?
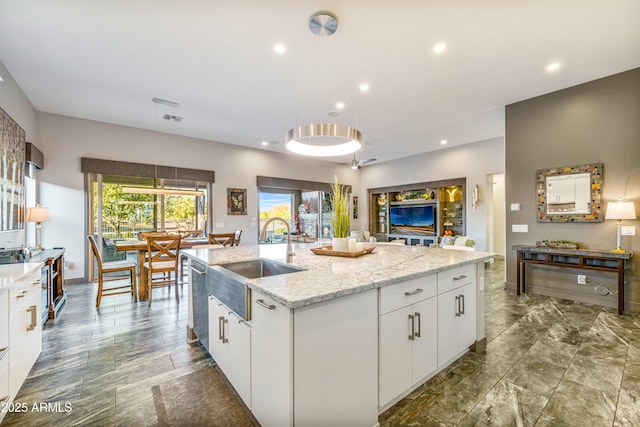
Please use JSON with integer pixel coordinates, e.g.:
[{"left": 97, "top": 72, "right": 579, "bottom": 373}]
[{"left": 115, "top": 238, "right": 209, "bottom": 300}]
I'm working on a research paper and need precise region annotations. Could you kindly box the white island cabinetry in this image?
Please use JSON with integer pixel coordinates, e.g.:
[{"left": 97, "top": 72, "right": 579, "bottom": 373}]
[
  {"left": 185, "top": 243, "right": 490, "bottom": 427},
  {"left": 0, "top": 263, "right": 43, "bottom": 424},
  {"left": 208, "top": 295, "right": 251, "bottom": 408},
  {"left": 379, "top": 275, "right": 438, "bottom": 408},
  {"left": 251, "top": 289, "right": 379, "bottom": 427},
  {"left": 437, "top": 264, "right": 477, "bottom": 367},
  {"left": 250, "top": 293, "right": 292, "bottom": 427}
]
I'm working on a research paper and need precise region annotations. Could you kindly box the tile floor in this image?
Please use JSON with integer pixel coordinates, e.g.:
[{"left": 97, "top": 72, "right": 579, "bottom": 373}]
[{"left": 2, "top": 259, "right": 640, "bottom": 426}]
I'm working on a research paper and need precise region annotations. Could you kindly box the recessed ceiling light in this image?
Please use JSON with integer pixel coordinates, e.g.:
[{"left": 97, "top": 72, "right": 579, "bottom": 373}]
[
  {"left": 359, "top": 83, "right": 370, "bottom": 92},
  {"left": 440, "top": 139, "right": 447, "bottom": 145},
  {"left": 433, "top": 43, "right": 446, "bottom": 53},
  {"left": 261, "top": 141, "right": 269, "bottom": 146},
  {"left": 336, "top": 102, "right": 345, "bottom": 109},
  {"left": 546, "top": 62, "right": 561, "bottom": 72},
  {"left": 274, "top": 44, "right": 286, "bottom": 54},
  {"left": 0, "top": 75, "right": 4, "bottom": 82}
]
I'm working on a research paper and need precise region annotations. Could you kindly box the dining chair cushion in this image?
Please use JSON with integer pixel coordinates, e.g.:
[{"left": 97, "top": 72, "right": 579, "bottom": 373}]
[
  {"left": 143, "top": 260, "right": 177, "bottom": 270},
  {"left": 103, "top": 259, "right": 137, "bottom": 270}
]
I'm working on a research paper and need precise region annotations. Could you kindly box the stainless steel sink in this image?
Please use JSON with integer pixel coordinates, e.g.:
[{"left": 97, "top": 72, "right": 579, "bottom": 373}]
[
  {"left": 218, "top": 258, "right": 304, "bottom": 279},
  {"left": 210, "top": 258, "right": 304, "bottom": 320}
]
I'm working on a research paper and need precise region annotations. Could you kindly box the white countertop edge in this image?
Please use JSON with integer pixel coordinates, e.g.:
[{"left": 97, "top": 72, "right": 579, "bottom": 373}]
[
  {"left": 184, "top": 244, "right": 494, "bottom": 310},
  {"left": 248, "top": 255, "right": 493, "bottom": 309},
  {"left": 0, "top": 261, "right": 45, "bottom": 292}
]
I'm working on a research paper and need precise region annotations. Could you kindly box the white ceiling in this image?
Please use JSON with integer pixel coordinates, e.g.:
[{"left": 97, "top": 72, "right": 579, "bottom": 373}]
[{"left": 1, "top": 1, "right": 639, "bottom": 165}]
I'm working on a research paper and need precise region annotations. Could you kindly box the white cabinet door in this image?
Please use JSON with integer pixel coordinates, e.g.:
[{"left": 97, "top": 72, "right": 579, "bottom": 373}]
[
  {"left": 437, "top": 288, "right": 461, "bottom": 367},
  {"left": 225, "top": 311, "right": 251, "bottom": 408},
  {"left": 208, "top": 296, "right": 229, "bottom": 370},
  {"left": 208, "top": 296, "right": 251, "bottom": 408},
  {"left": 437, "top": 282, "right": 476, "bottom": 367},
  {"left": 9, "top": 281, "right": 41, "bottom": 399},
  {"left": 457, "top": 282, "right": 476, "bottom": 351},
  {"left": 379, "top": 293, "right": 438, "bottom": 408},
  {"left": 251, "top": 294, "right": 292, "bottom": 427},
  {"left": 411, "top": 297, "right": 438, "bottom": 383},
  {"left": 379, "top": 306, "right": 413, "bottom": 407}
]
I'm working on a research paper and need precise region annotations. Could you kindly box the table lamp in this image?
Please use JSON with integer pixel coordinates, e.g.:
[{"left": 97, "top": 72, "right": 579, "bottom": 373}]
[
  {"left": 26, "top": 204, "right": 50, "bottom": 249},
  {"left": 605, "top": 200, "right": 636, "bottom": 253}
]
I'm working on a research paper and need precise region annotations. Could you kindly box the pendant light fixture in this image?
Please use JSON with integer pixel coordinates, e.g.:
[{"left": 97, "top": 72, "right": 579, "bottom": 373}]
[{"left": 285, "top": 11, "right": 363, "bottom": 157}]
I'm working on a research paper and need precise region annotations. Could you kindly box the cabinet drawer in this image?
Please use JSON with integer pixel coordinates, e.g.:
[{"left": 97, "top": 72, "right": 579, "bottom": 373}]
[
  {"left": 380, "top": 275, "right": 437, "bottom": 314},
  {"left": 438, "top": 264, "right": 474, "bottom": 295},
  {"left": 8, "top": 271, "right": 41, "bottom": 311}
]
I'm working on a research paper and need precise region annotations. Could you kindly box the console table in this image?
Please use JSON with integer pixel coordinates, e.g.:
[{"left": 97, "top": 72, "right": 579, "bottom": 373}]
[{"left": 513, "top": 245, "right": 632, "bottom": 315}]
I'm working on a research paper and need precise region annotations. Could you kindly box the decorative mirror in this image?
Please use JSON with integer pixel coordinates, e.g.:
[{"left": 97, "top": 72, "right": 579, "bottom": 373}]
[{"left": 536, "top": 163, "right": 603, "bottom": 222}]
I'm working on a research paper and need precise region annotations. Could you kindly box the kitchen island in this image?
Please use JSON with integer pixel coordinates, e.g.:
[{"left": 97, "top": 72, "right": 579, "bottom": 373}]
[{"left": 183, "top": 243, "right": 493, "bottom": 427}]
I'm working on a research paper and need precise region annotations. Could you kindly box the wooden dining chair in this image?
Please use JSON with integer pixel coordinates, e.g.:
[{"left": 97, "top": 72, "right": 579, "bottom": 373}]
[
  {"left": 139, "top": 231, "right": 168, "bottom": 240},
  {"left": 144, "top": 234, "right": 182, "bottom": 307},
  {"left": 88, "top": 235, "right": 138, "bottom": 308},
  {"left": 232, "top": 229, "right": 242, "bottom": 246},
  {"left": 208, "top": 232, "right": 236, "bottom": 246}
]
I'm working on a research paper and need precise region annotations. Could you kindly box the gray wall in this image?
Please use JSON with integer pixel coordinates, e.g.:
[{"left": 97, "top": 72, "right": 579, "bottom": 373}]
[{"left": 505, "top": 68, "right": 640, "bottom": 312}]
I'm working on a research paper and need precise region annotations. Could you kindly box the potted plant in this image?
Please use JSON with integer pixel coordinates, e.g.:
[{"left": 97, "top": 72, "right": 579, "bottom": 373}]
[{"left": 329, "top": 176, "right": 351, "bottom": 251}]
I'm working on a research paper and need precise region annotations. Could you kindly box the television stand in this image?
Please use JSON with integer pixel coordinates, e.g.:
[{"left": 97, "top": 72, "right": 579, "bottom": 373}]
[{"left": 386, "top": 234, "right": 436, "bottom": 246}]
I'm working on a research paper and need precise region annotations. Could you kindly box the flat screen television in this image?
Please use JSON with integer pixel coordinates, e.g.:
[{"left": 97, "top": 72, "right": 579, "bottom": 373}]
[{"left": 389, "top": 204, "right": 436, "bottom": 235}]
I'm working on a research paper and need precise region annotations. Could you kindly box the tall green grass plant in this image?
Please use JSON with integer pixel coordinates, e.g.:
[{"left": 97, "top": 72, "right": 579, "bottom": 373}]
[{"left": 330, "top": 176, "right": 350, "bottom": 238}]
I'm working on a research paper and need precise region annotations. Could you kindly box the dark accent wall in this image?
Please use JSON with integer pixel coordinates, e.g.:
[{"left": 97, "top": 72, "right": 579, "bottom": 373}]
[{"left": 505, "top": 68, "right": 640, "bottom": 312}]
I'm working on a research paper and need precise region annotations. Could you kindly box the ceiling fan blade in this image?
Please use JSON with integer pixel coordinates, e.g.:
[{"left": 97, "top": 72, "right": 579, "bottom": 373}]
[{"left": 358, "top": 158, "right": 377, "bottom": 166}]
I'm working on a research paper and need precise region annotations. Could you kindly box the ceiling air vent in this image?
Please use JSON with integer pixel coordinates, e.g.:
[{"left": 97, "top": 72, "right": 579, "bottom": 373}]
[{"left": 163, "top": 114, "right": 183, "bottom": 122}]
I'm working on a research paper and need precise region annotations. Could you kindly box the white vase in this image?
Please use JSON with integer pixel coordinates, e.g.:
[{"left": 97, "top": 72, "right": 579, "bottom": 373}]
[{"left": 332, "top": 237, "right": 350, "bottom": 252}]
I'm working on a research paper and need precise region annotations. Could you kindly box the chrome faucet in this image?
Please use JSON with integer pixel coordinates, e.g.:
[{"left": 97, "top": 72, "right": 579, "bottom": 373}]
[{"left": 260, "top": 217, "right": 295, "bottom": 263}]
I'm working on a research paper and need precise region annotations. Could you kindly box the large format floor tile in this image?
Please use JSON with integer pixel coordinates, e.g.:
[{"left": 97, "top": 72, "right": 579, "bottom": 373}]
[{"left": 3, "top": 259, "right": 640, "bottom": 426}]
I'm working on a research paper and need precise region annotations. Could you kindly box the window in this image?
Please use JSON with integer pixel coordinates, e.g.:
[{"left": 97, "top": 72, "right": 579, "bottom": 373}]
[{"left": 86, "top": 173, "right": 210, "bottom": 280}]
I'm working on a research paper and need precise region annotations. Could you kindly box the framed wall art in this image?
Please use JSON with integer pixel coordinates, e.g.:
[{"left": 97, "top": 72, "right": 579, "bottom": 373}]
[
  {"left": 0, "top": 107, "right": 26, "bottom": 231},
  {"left": 228, "top": 188, "right": 247, "bottom": 215}
]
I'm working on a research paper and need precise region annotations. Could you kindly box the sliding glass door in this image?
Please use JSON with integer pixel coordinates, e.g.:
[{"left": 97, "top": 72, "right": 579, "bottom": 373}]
[{"left": 87, "top": 173, "right": 208, "bottom": 280}]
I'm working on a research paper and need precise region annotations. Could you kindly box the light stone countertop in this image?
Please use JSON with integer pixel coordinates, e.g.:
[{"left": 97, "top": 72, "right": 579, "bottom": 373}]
[
  {"left": 0, "top": 262, "right": 45, "bottom": 293},
  {"left": 183, "top": 243, "right": 494, "bottom": 309}
]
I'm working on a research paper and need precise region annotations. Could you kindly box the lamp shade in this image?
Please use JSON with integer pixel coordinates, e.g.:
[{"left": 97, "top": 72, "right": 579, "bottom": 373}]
[
  {"left": 605, "top": 201, "right": 636, "bottom": 220},
  {"left": 25, "top": 206, "right": 50, "bottom": 223}
]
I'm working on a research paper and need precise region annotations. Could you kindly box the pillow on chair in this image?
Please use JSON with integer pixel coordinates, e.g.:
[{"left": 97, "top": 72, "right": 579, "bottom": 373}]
[
  {"left": 350, "top": 231, "right": 365, "bottom": 242},
  {"left": 453, "top": 236, "right": 475, "bottom": 247},
  {"left": 440, "top": 236, "right": 457, "bottom": 246}
]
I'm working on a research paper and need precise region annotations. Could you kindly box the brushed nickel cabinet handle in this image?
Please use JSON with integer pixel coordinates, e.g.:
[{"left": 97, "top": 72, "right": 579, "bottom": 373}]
[
  {"left": 32, "top": 279, "right": 41, "bottom": 285},
  {"left": 455, "top": 295, "right": 461, "bottom": 317},
  {"left": 15, "top": 290, "right": 28, "bottom": 298},
  {"left": 221, "top": 317, "right": 229, "bottom": 343},
  {"left": 27, "top": 306, "right": 37, "bottom": 331},
  {"left": 460, "top": 294, "right": 465, "bottom": 315},
  {"left": 415, "top": 312, "right": 421, "bottom": 338},
  {"left": 408, "top": 314, "right": 415, "bottom": 341},
  {"left": 188, "top": 265, "right": 206, "bottom": 275},
  {"left": 218, "top": 316, "right": 224, "bottom": 341},
  {"left": 404, "top": 288, "right": 423, "bottom": 296},
  {"left": 256, "top": 299, "right": 275, "bottom": 310},
  {"left": 453, "top": 275, "right": 467, "bottom": 281}
]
